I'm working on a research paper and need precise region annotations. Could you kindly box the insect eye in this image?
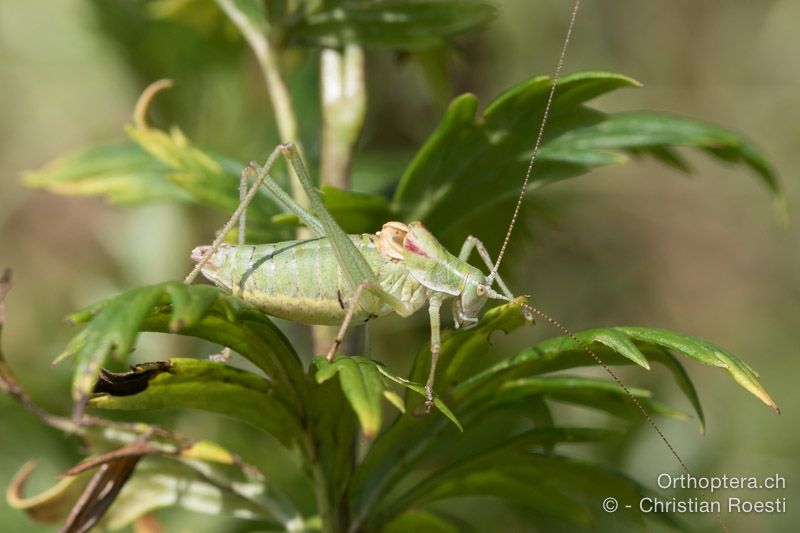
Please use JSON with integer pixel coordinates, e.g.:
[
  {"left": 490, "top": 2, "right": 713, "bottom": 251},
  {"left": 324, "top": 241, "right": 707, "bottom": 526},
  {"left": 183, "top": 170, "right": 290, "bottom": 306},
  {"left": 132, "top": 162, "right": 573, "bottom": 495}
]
[{"left": 476, "top": 284, "right": 486, "bottom": 296}]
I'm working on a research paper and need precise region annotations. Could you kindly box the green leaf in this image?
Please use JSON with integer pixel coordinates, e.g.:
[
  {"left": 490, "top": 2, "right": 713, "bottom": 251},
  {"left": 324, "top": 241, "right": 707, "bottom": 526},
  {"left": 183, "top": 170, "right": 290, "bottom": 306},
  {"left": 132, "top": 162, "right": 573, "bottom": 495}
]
[
  {"left": 487, "top": 376, "right": 688, "bottom": 422},
  {"left": 272, "top": 185, "right": 392, "bottom": 234},
  {"left": 373, "top": 453, "right": 673, "bottom": 531},
  {"left": 290, "top": 0, "right": 497, "bottom": 50},
  {"left": 382, "top": 510, "right": 462, "bottom": 533},
  {"left": 58, "top": 282, "right": 303, "bottom": 420},
  {"left": 314, "top": 356, "right": 459, "bottom": 436},
  {"left": 349, "top": 302, "right": 527, "bottom": 521},
  {"left": 62, "top": 284, "right": 167, "bottom": 419},
  {"left": 393, "top": 72, "right": 782, "bottom": 248},
  {"left": 126, "top": 123, "right": 291, "bottom": 241},
  {"left": 91, "top": 358, "right": 303, "bottom": 447},
  {"left": 545, "top": 110, "right": 781, "bottom": 200},
  {"left": 407, "top": 299, "right": 532, "bottom": 405},
  {"left": 307, "top": 363, "right": 359, "bottom": 514},
  {"left": 113, "top": 437, "right": 302, "bottom": 530},
  {"left": 617, "top": 327, "right": 779, "bottom": 413},
  {"left": 314, "top": 356, "right": 388, "bottom": 438},
  {"left": 373, "top": 423, "right": 618, "bottom": 518},
  {"left": 457, "top": 326, "right": 779, "bottom": 419},
  {"left": 393, "top": 72, "right": 638, "bottom": 242},
  {"left": 22, "top": 141, "right": 193, "bottom": 205},
  {"left": 376, "top": 364, "right": 462, "bottom": 432}
]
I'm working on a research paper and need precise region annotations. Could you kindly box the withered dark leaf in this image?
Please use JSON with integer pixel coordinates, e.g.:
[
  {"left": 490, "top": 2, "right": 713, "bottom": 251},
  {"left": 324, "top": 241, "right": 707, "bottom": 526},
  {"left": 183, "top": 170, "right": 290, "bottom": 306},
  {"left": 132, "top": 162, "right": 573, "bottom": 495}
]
[{"left": 93, "top": 361, "right": 172, "bottom": 397}]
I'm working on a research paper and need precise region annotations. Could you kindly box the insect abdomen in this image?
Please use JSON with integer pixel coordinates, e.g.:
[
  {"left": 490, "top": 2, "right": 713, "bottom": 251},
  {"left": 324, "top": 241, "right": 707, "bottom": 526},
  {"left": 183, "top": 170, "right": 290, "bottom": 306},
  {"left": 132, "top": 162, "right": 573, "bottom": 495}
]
[{"left": 198, "top": 235, "right": 415, "bottom": 325}]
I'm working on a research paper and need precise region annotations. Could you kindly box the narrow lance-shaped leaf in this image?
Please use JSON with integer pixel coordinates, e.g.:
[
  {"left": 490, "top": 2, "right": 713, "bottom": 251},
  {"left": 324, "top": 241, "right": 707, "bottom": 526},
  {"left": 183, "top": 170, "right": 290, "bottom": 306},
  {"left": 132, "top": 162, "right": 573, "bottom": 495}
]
[
  {"left": 91, "top": 358, "right": 304, "bottom": 447},
  {"left": 393, "top": 72, "right": 782, "bottom": 248},
  {"left": 548, "top": 110, "right": 779, "bottom": 191},
  {"left": 370, "top": 451, "right": 671, "bottom": 531},
  {"left": 376, "top": 365, "right": 462, "bottom": 432},
  {"left": 487, "top": 376, "right": 689, "bottom": 422},
  {"left": 124, "top": 111, "right": 295, "bottom": 242},
  {"left": 393, "top": 72, "right": 640, "bottom": 237},
  {"left": 457, "top": 326, "right": 779, "bottom": 415},
  {"left": 349, "top": 302, "right": 527, "bottom": 521},
  {"left": 289, "top": 0, "right": 497, "bottom": 50},
  {"left": 314, "top": 356, "right": 388, "bottom": 438},
  {"left": 58, "top": 282, "right": 303, "bottom": 420},
  {"left": 22, "top": 141, "right": 193, "bottom": 205},
  {"left": 315, "top": 356, "right": 461, "bottom": 437},
  {"left": 125, "top": 124, "right": 279, "bottom": 225},
  {"left": 543, "top": 110, "right": 783, "bottom": 213}
]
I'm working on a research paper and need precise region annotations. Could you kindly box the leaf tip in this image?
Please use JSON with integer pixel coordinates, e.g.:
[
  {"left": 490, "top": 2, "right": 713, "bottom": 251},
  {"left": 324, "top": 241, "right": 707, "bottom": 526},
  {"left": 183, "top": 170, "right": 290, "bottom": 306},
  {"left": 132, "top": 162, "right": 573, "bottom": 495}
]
[
  {"left": 6, "top": 460, "right": 39, "bottom": 507},
  {"left": 764, "top": 394, "right": 780, "bottom": 415},
  {"left": 749, "top": 383, "right": 780, "bottom": 415},
  {"left": 133, "top": 79, "right": 175, "bottom": 130},
  {"left": 772, "top": 194, "right": 788, "bottom": 228}
]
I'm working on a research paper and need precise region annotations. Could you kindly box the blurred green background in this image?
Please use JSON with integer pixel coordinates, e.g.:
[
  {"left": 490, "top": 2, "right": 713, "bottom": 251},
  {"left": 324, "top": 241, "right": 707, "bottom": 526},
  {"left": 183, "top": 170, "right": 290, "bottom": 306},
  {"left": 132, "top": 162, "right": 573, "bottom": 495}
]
[{"left": 0, "top": 0, "right": 797, "bottom": 531}]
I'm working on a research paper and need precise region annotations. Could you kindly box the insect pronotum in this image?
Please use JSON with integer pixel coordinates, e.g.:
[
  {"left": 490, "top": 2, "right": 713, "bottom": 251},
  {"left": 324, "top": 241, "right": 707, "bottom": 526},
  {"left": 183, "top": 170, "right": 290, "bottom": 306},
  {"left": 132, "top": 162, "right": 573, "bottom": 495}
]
[{"left": 184, "top": 1, "right": 735, "bottom": 529}]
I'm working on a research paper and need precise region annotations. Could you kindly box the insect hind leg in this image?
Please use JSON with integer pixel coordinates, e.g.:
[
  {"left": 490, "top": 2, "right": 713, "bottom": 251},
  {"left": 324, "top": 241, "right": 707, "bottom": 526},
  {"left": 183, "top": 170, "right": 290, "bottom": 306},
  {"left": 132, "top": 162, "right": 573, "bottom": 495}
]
[
  {"left": 185, "top": 145, "right": 285, "bottom": 284},
  {"left": 326, "top": 282, "right": 369, "bottom": 361}
]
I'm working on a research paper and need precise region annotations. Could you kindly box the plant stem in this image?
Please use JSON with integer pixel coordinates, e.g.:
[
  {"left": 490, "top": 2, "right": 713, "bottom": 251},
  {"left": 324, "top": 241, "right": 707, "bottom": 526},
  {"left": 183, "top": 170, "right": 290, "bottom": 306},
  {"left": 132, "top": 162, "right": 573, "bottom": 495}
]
[
  {"left": 216, "top": 0, "right": 348, "bottom": 354},
  {"left": 320, "top": 45, "right": 367, "bottom": 190},
  {"left": 303, "top": 432, "right": 337, "bottom": 533},
  {"left": 312, "top": 45, "right": 368, "bottom": 356},
  {"left": 214, "top": 0, "right": 308, "bottom": 213}
]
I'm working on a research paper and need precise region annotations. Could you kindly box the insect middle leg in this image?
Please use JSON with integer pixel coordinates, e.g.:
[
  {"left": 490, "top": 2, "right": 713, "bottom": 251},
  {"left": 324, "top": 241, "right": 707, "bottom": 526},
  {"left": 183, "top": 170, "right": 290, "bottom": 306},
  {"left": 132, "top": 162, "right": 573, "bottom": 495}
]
[{"left": 424, "top": 293, "right": 444, "bottom": 410}]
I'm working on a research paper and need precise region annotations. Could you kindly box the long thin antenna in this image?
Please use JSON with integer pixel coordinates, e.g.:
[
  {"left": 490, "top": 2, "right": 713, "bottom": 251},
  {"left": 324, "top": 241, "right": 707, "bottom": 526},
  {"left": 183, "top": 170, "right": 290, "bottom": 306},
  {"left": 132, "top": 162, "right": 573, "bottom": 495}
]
[
  {"left": 488, "top": 292, "right": 728, "bottom": 532},
  {"left": 484, "top": 2, "right": 727, "bottom": 530},
  {"left": 487, "top": 0, "right": 581, "bottom": 286}
]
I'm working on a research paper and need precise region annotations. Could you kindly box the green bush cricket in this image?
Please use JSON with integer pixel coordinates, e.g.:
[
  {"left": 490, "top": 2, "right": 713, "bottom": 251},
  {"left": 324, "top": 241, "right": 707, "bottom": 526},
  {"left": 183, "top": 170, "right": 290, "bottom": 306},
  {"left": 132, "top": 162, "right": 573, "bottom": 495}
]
[
  {"left": 186, "top": 142, "right": 517, "bottom": 406},
  {"left": 1, "top": 1, "right": 785, "bottom": 531},
  {"left": 180, "top": 0, "right": 634, "bottom": 424},
  {"left": 182, "top": 0, "right": 653, "bottom": 451},
  {"left": 179, "top": 3, "right": 771, "bottom": 530}
]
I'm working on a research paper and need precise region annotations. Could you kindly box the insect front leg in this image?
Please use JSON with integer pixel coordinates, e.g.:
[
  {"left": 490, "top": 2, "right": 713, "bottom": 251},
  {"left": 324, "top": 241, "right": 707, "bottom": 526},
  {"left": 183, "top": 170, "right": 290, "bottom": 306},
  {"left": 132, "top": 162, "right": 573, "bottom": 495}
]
[
  {"left": 424, "top": 293, "right": 444, "bottom": 411},
  {"left": 458, "top": 235, "right": 514, "bottom": 299}
]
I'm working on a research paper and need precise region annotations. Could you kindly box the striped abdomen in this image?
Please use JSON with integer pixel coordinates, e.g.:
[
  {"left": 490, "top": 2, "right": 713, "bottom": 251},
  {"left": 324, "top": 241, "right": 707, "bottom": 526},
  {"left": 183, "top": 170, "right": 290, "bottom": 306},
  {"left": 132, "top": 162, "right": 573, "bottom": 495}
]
[{"left": 196, "top": 235, "right": 429, "bottom": 325}]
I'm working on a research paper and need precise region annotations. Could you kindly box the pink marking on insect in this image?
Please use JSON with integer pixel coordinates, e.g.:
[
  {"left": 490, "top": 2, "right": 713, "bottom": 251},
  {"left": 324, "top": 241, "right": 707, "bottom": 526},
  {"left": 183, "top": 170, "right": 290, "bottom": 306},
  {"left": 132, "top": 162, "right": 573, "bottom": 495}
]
[{"left": 404, "top": 238, "right": 429, "bottom": 258}]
